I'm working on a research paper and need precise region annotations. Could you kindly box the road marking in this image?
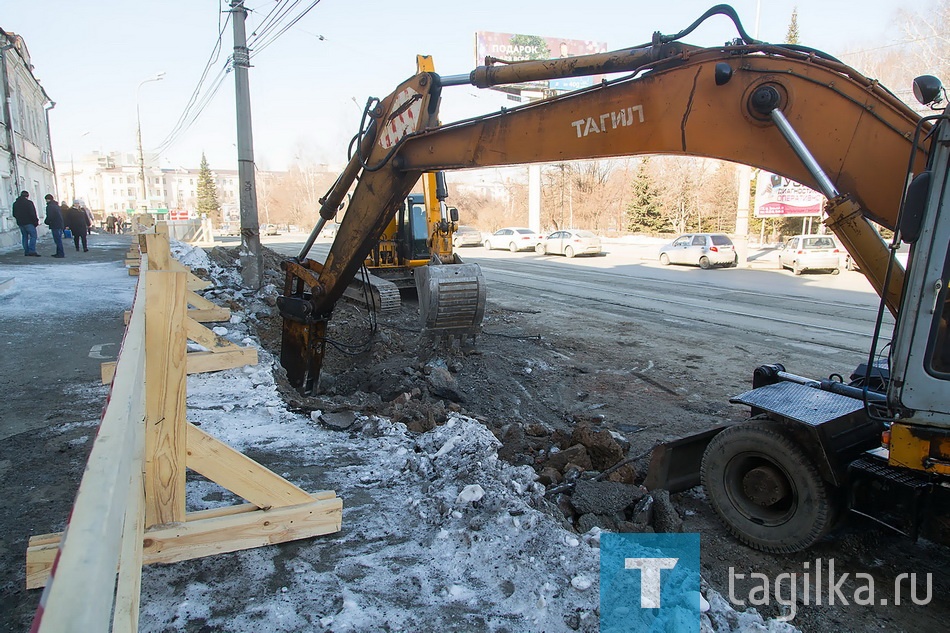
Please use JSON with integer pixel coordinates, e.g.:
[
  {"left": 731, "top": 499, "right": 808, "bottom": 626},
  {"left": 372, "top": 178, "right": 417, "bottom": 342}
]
[{"left": 89, "top": 343, "right": 116, "bottom": 359}]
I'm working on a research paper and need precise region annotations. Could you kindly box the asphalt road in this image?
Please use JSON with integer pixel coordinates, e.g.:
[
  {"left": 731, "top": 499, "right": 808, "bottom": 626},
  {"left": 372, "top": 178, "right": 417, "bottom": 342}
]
[{"left": 250, "top": 233, "right": 893, "bottom": 363}]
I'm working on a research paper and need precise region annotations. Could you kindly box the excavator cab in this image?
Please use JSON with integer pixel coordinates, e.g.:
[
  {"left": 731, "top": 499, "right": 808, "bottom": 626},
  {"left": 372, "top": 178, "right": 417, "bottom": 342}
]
[{"left": 396, "top": 194, "right": 432, "bottom": 262}]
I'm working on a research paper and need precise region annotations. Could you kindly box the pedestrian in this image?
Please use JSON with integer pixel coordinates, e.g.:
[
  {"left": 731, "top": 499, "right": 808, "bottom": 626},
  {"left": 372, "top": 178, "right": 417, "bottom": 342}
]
[
  {"left": 64, "top": 202, "right": 91, "bottom": 252},
  {"left": 43, "top": 194, "right": 66, "bottom": 258},
  {"left": 106, "top": 214, "right": 116, "bottom": 234},
  {"left": 75, "top": 201, "right": 95, "bottom": 234},
  {"left": 12, "top": 191, "right": 40, "bottom": 257}
]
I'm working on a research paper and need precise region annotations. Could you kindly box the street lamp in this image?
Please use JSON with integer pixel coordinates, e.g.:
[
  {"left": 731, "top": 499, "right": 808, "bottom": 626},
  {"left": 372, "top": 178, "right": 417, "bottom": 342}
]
[{"left": 136, "top": 72, "right": 165, "bottom": 210}]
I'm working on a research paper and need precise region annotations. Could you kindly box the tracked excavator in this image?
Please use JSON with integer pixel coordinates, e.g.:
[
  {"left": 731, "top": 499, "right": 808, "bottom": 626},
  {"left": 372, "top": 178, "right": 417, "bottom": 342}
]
[
  {"left": 279, "top": 4, "right": 950, "bottom": 552},
  {"left": 341, "top": 55, "right": 483, "bottom": 315}
]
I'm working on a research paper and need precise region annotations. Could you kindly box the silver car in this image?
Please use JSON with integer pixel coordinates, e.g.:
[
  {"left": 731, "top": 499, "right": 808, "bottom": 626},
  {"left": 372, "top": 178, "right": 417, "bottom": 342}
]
[
  {"left": 484, "top": 227, "right": 543, "bottom": 252},
  {"left": 453, "top": 225, "right": 482, "bottom": 248},
  {"left": 658, "top": 233, "right": 737, "bottom": 269},
  {"left": 535, "top": 229, "right": 602, "bottom": 257},
  {"left": 778, "top": 235, "right": 841, "bottom": 275}
]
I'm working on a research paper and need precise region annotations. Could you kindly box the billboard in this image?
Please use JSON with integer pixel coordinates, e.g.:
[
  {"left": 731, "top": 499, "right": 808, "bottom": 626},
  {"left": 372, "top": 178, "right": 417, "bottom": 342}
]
[
  {"left": 474, "top": 32, "right": 608, "bottom": 92},
  {"left": 754, "top": 171, "right": 824, "bottom": 217}
]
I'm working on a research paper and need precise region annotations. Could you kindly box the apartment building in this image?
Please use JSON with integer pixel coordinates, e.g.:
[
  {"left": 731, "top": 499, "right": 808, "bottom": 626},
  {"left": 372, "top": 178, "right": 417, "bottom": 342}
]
[
  {"left": 59, "top": 152, "right": 240, "bottom": 224},
  {"left": 0, "top": 28, "right": 55, "bottom": 248}
]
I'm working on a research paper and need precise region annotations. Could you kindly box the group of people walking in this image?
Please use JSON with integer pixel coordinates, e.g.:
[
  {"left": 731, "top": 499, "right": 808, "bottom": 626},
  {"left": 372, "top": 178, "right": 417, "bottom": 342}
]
[{"left": 12, "top": 191, "right": 92, "bottom": 258}]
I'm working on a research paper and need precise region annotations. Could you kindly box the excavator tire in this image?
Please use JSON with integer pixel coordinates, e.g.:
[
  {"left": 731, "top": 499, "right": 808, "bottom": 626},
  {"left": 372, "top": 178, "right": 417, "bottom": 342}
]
[{"left": 701, "top": 421, "right": 837, "bottom": 553}]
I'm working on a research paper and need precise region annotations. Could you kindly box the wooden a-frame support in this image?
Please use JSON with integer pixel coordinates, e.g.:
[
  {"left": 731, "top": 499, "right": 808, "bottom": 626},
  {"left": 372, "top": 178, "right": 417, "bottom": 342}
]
[{"left": 26, "top": 226, "right": 342, "bottom": 591}]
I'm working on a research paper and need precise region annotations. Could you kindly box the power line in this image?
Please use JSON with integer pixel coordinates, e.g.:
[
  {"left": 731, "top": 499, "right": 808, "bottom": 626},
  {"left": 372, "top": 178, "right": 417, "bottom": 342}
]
[
  {"left": 152, "top": 1, "right": 232, "bottom": 155},
  {"left": 249, "top": 0, "right": 323, "bottom": 58},
  {"left": 838, "top": 33, "right": 944, "bottom": 57}
]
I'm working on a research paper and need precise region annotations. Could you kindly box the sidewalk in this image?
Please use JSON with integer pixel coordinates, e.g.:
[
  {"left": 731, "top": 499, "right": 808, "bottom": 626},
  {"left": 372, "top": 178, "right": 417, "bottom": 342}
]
[{"left": 0, "top": 229, "right": 137, "bottom": 440}]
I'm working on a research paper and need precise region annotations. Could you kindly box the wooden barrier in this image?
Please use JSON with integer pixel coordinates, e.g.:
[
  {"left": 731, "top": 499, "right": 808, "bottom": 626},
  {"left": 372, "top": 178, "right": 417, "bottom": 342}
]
[{"left": 27, "top": 224, "right": 342, "bottom": 632}]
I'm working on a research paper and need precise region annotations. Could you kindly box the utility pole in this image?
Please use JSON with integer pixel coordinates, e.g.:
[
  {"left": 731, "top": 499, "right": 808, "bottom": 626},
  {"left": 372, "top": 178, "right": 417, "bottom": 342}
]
[{"left": 231, "top": 0, "right": 263, "bottom": 289}]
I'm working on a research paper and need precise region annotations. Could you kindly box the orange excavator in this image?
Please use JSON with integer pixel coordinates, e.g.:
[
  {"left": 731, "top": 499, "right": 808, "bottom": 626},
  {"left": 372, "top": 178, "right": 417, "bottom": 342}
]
[{"left": 279, "top": 4, "right": 950, "bottom": 551}]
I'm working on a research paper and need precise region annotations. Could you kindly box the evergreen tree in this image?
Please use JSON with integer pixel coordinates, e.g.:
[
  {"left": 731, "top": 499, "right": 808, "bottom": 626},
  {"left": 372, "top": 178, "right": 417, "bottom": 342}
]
[
  {"left": 625, "top": 159, "right": 665, "bottom": 233},
  {"left": 786, "top": 8, "right": 800, "bottom": 44},
  {"left": 197, "top": 153, "right": 222, "bottom": 223}
]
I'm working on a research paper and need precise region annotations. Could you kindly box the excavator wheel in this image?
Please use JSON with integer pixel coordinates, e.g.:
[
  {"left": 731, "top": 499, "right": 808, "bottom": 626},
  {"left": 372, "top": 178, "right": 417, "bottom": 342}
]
[{"left": 701, "top": 421, "right": 838, "bottom": 553}]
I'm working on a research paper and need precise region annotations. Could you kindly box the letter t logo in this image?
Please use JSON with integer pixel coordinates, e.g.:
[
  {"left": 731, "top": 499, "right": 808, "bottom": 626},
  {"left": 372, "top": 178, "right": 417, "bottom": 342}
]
[{"left": 624, "top": 558, "right": 679, "bottom": 608}]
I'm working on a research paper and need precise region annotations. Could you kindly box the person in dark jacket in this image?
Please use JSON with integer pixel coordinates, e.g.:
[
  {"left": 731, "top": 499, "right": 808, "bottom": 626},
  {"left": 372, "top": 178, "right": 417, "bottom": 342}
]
[
  {"left": 64, "top": 203, "right": 90, "bottom": 252},
  {"left": 43, "top": 194, "right": 66, "bottom": 258},
  {"left": 12, "top": 190, "right": 40, "bottom": 256}
]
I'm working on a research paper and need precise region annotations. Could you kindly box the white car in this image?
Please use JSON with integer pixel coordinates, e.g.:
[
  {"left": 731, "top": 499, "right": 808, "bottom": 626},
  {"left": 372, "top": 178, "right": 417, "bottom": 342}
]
[
  {"left": 453, "top": 225, "right": 483, "bottom": 248},
  {"left": 778, "top": 235, "right": 841, "bottom": 275},
  {"left": 535, "top": 230, "right": 602, "bottom": 257},
  {"left": 658, "top": 233, "right": 737, "bottom": 269},
  {"left": 483, "top": 227, "right": 543, "bottom": 252}
]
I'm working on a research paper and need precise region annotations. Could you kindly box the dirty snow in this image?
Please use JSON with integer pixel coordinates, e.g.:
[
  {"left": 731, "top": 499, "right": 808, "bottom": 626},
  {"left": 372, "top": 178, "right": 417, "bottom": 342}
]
[{"left": 5, "top": 237, "right": 799, "bottom": 631}]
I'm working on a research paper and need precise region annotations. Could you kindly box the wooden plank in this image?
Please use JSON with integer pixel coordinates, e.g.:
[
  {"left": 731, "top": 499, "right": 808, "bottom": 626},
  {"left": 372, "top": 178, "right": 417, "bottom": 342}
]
[
  {"left": 129, "top": 267, "right": 140, "bottom": 277},
  {"left": 188, "top": 307, "right": 231, "bottom": 323},
  {"left": 144, "top": 271, "right": 188, "bottom": 527},
  {"left": 26, "top": 491, "right": 343, "bottom": 588},
  {"left": 186, "top": 291, "right": 220, "bottom": 310},
  {"left": 185, "top": 422, "right": 314, "bottom": 508},
  {"left": 112, "top": 440, "right": 146, "bottom": 633},
  {"left": 114, "top": 348, "right": 260, "bottom": 379},
  {"left": 187, "top": 276, "right": 211, "bottom": 291},
  {"left": 25, "top": 541, "right": 58, "bottom": 589},
  {"left": 186, "top": 317, "right": 239, "bottom": 352},
  {"left": 144, "top": 232, "right": 171, "bottom": 272},
  {"left": 32, "top": 270, "right": 148, "bottom": 630},
  {"left": 124, "top": 310, "right": 131, "bottom": 325},
  {"left": 186, "top": 348, "right": 258, "bottom": 374},
  {"left": 186, "top": 290, "right": 222, "bottom": 311},
  {"left": 142, "top": 498, "right": 342, "bottom": 565},
  {"left": 101, "top": 361, "right": 116, "bottom": 385}
]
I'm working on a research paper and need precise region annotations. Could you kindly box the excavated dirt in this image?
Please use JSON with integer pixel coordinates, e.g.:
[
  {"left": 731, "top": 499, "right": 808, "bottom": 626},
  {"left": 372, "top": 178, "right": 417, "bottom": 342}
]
[{"left": 246, "top": 244, "right": 950, "bottom": 633}]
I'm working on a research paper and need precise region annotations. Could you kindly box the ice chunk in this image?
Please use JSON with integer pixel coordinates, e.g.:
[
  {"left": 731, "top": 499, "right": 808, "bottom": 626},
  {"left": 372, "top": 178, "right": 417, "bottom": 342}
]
[
  {"left": 456, "top": 484, "right": 485, "bottom": 505},
  {"left": 571, "top": 576, "right": 592, "bottom": 591}
]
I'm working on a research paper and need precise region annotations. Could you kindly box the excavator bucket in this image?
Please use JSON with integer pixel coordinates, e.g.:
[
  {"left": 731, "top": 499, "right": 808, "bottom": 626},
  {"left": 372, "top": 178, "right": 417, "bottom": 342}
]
[{"left": 415, "top": 257, "right": 486, "bottom": 336}]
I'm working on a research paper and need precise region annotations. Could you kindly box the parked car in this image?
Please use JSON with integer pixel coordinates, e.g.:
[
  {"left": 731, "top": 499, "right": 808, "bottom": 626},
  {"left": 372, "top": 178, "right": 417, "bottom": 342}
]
[
  {"left": 658, "top": 233, "right": 737, "bottom": 269},
  {"left": 535, "top": 229, "right": 602, "bottom": 257},
  {"left": 484, "top": 227, "right": 543, "bottom": 252},
  {"left": 453, "top": 225, "right": 483, "bottom": 248},
  {"left": 778, "top": 234, "right": 841, "bottom": 275},
  {"left": 261, "top": 224, "right": 280, "bottom": 235}
]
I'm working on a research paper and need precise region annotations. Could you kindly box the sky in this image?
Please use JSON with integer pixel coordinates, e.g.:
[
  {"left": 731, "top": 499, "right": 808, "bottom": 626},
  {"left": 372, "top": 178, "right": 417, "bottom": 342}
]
[{"left": 2, "top": 0, "right": 922, "bottom": 173}]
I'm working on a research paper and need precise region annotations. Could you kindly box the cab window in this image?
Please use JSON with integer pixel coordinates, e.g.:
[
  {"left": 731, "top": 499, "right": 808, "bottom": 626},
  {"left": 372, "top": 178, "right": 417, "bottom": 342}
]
[{"left": 928, "top": 250, "right": 950, "bottom": 376}]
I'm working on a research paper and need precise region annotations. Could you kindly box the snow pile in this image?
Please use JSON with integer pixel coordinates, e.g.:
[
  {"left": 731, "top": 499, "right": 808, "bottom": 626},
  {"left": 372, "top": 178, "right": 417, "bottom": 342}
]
[
  {"left": 129, "top": 239, "right": 800, "bottom": 632},
  {"left": 0, "top": 260, "right": 133, "bottom": 317},
  {"left": 142, "top": 346, "right": 602, "bottom": 631}
]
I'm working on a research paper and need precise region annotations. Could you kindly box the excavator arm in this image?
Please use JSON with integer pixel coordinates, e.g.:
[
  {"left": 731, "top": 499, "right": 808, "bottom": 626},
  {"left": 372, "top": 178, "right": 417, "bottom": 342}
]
[{"left": 280, "top": 9, "right": 928, "bottom": 394}]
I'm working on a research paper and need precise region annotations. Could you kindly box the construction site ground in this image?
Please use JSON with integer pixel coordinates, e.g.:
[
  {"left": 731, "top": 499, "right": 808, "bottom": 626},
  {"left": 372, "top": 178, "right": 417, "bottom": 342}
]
[{"left": 1, "top": 234, "right": 948, "bottom": 632}]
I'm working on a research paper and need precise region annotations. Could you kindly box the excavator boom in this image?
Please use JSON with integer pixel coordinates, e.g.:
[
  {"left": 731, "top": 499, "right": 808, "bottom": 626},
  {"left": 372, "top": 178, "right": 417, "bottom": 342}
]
[{"left": 279, "top": 9, "right": 927, "bottom": 394}]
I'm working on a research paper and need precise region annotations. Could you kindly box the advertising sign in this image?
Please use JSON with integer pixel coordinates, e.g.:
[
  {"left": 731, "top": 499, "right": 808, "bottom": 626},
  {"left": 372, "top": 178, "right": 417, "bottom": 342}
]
[
  {"left": 754, "top": 171, "right": 824, "bottom": 217},
  {"left": 474, "top": 32, "right": 608, "bottom": 92}
]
